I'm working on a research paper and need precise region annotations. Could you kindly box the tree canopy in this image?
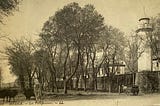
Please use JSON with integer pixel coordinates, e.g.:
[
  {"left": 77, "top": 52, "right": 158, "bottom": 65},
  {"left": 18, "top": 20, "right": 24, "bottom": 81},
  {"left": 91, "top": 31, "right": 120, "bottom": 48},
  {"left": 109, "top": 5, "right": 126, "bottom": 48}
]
[
  {"left": 0, "top": 0, "right": 20, "bottom": 23},
  {"left": 6, "top": 2, "right": 126, "bottom": 93},
  {"left": 151, "top": 14, "right": 160, "bottom": 61}
]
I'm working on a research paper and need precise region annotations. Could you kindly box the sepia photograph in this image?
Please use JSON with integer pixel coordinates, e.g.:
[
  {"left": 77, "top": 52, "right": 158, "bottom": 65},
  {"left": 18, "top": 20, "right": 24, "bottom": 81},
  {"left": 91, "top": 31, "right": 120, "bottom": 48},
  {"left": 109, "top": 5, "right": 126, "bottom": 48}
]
[{"left": 0, "top": 0, "right": 160, "bottom": 106}]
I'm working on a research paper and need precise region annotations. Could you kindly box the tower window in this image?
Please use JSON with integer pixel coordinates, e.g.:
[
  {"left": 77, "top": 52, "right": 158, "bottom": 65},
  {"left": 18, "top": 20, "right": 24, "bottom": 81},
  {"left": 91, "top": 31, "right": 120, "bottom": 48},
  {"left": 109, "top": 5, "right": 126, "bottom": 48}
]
[{"left": 157, "top": 62, "right": 159, "bottom": 67}]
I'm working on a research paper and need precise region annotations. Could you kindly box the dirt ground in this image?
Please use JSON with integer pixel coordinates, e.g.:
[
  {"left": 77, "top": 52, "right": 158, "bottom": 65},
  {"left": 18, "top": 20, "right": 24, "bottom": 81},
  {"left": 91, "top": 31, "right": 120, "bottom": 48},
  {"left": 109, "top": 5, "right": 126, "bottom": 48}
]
[{"left": 1, "top": 92, "right": 160, "bottom": 106}]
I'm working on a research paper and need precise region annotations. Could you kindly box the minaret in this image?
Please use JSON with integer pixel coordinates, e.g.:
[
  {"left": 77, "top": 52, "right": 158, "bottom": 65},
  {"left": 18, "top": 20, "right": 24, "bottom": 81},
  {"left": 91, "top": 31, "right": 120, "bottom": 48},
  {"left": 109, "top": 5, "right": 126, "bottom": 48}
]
[{"left": 136, "top": 17, "right": 153, "bottom": 72}]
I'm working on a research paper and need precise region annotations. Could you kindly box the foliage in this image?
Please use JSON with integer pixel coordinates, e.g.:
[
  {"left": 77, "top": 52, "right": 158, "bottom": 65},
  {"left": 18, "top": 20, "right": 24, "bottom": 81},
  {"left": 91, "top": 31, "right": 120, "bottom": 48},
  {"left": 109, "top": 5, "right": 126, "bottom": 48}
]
[
  {"left": 5, "top": 2, "right": 127, "bottom": 93},
  {"left": 151, "top": 14, "right": 160, "bottom": 61},
  {"left": 124, "top": 33, "right": 146, "bottom": 73},
  {"left": 5, "top": 39, "right": 35, "bottom": 89},
  {"left": 0, "top": 0, "right": 20, "bottom": 23},
  {"left": 40, "top": 2, "right": 105, "bottom": 93}
]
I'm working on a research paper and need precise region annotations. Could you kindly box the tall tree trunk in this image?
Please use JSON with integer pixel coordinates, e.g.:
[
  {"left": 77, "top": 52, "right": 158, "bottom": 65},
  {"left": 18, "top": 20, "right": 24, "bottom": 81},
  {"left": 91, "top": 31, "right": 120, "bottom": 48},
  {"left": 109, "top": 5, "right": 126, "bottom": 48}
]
[
  {"left": 108, "top": 82, "right": 111, "bottom": 93},
  {"left": 64, "top": 80, "right": 67, "bottom": 94},
  {"left": 103, "top": 76, "right": 106, "bottom": 91},
  {"left": 92, "top": 70, "right": 97, "bottom": 91},
  {"left": 90, "top": 48, "right": 96, "bottom": 91},
  {"left": 29, "top": 77, "right": 32, "bottom": 89},
  {"left": 109, "top": 54, "right": 115, "bottom": 93},
  {"left": 51, "top": 81, "right": 54, "bottom": 92},
  {"left": 19, "top": 75, "right": 25, "bottom": 90},
  {"left": 54, "top": 76, "right": 59, "bottom": 93},
  {"left": 133, "top": 72, "right": 135, "bottom": 85},
  {"left": 63, "top": 47, "right": 81, "bottom": 94},
  {"left": 94, "top": 76, "right": 97, "bottom": 91},
  {"left": 108, "top": 74, "right": 112, "bottom": 93},
  {"left": 90, "top": 74, "right": 95, "bottom": 91},
  {"left": 63, "top": 45, "right": 70, "bottom": 94},
  {"left": 84, "top": 76, "right": 87, "bottom": 91},
  {"left": 75, "top": 76, "right": 79, "bottom": 90},
  {"left": 50, "top": 74, "right": 54, "bottom": 92},
  {"left": 84, "top": 49, "right": 89, "bottom": 91}
]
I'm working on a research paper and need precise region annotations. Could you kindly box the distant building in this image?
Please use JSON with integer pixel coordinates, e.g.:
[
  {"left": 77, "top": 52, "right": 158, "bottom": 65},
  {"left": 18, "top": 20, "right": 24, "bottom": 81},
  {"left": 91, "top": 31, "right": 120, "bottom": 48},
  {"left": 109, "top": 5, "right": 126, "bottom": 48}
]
[
  {"left": 1, "top": 82, "right": 18, "bottom": 88},
  {"left": 97, "top": 62, "right": 126, "bottom": 77}
]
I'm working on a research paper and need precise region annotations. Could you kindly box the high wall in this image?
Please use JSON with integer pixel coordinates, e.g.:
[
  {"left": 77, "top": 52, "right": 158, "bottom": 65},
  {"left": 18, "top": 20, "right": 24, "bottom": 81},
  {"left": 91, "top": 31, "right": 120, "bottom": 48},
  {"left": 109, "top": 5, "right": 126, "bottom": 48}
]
[
  {"left": 135, "top": 71, "right": 160, "bottom": 93},
  {"left": 56, "top": 72, "right": 160, "bottom": 93}
]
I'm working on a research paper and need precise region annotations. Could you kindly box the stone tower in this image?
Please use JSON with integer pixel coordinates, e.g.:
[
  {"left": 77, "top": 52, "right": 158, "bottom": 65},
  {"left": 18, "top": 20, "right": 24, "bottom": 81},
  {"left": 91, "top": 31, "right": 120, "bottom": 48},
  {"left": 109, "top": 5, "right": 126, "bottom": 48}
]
[
  {"left": 136, "top": 18, "right": 153, "bottom": 72},
  {"left": 135, "top": 18, "right": 154, "bottom": 93}
]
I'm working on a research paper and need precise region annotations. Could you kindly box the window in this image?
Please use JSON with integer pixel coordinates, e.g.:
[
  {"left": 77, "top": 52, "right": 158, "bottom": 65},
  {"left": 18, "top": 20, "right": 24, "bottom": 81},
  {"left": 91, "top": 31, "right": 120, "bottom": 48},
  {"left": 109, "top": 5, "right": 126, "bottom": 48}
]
[{"left": 157, "top": 62, "right": 159, "bottom": 67}]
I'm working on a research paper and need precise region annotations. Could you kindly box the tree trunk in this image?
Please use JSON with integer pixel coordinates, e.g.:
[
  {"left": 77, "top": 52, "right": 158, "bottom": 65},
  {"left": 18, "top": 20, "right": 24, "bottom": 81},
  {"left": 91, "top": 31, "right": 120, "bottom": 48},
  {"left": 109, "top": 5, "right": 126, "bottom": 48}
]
[
  {"left": 84, "top": 76, "right": 87, "bottom": 91},
  {"left": 108, "top": 81, "right": 111, "bottom": 93},
  {"left": 103, "top": 76, "right": 106, "bottom": 91},
  {"left": 133, "top": 73, "right": 135, "bottom": 85},
  {"left": 29, "top": 77, "right": 32, "bottom": 89},
  {"left": 91, "top": 72, "right": 97, "bottom": 91},
  {"left": 108, "top": 74, "right": 112, "bottom": 93},
  {"left": 63, "top": 45, "right": 70, "bottom": 94},
  {"left": 63, "top": 47, "right": 81, "bottom": 94},
  {"left": 54, "top": 83, "right": 59, "bottom": 93},
  {"left": 19, "top": 75, "right": 25, "bottom": 90},
  {"left": 50, "top": 76, "right": 54, "bottom": 92},
  {"left": 91, "top": 76, "right": 96, "bottom": 91},
  {"left": 54, "top": 77, "right": 59, "bottom": 92},
  {"left": 51, "top": 81, "right": 54, "bottom": 92},
  {"left": 64, "top": 80, "right": 68, "bottom": 94},
  {"left": 94, "top": 77, "right": 97, "bottom": 91},
  {"left": 75, "top": 77, "right": 79, "bottom": 90}
]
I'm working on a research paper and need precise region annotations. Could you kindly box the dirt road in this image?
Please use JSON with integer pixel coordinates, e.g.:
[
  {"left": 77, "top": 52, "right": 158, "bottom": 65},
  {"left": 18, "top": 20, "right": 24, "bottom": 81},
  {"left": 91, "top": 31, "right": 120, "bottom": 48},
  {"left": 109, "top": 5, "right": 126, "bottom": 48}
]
[{"left": 1, "top": 93, "right": 160, "bottom": 106}]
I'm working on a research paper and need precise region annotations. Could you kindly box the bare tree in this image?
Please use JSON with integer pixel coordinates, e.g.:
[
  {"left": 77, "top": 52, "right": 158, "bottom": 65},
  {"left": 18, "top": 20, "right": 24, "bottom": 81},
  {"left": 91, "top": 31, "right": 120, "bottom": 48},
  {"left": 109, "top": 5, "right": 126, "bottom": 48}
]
[
  {"left": 97, "top": 26, "right": 126, "bottom": 92},
  {"left": 124, "top": 33, "right": 145, "bottom": 73},
  {"left": 5, "top": 38, "right": 35, "bottom": 90}
]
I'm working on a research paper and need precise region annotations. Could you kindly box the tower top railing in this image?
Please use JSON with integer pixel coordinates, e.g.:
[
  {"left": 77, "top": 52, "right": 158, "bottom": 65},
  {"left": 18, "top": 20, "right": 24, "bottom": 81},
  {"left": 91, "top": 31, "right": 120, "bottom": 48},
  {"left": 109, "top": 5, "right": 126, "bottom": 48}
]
[{"left": 136, "top": 17, "right": 153, "bottom": 33}]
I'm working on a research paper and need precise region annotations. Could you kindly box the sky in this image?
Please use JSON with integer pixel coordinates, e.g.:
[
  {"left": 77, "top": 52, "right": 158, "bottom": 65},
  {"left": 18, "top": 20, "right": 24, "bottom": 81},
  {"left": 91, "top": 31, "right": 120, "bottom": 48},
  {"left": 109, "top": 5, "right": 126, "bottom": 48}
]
[{"left": 0, "top": 0, "right": 160, "bottom": 83}]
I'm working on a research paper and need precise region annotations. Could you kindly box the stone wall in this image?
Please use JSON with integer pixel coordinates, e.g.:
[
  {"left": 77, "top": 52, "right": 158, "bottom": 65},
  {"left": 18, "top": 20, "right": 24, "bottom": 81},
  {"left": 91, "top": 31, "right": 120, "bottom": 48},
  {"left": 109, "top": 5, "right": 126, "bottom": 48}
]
[{"left": 135, "top": 71, "right": 160, "bottom": 93}]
